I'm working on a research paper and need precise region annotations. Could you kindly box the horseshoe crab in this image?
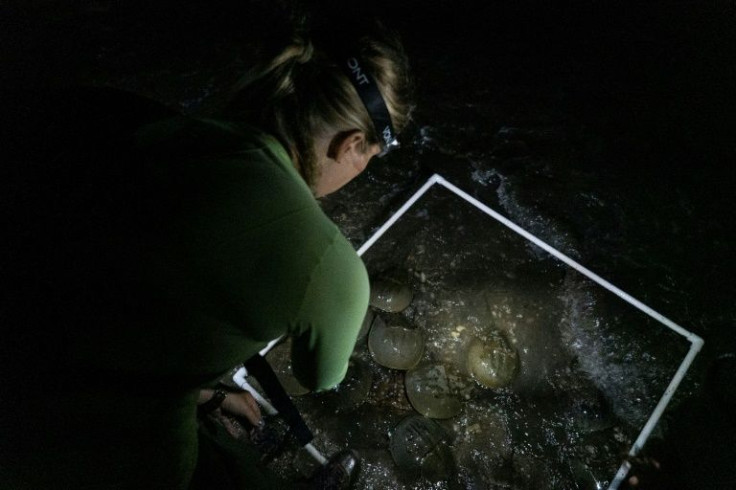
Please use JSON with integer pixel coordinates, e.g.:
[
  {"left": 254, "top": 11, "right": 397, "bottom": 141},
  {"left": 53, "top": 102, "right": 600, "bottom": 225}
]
[
  {"left": 404, "top": 363, "right": 464, "bottom": 419},
  {"left": 466, "top": 332, "right": 519, "bottom": 389},
  {"left": 368, "top": 316, "right": 425, "bottom": 370},
  {"left": 389, "top": 414, "right": 454, "bottom": 482},
  {"left": 369, "top": 276, "right": 413, "bottom": 312}
]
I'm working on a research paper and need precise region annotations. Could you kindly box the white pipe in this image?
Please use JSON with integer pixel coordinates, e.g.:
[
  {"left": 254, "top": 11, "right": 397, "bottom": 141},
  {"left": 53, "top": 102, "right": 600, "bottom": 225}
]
[
  {"left": 432, "top": 174, "right": 701, "bottom": 344},
  {"left": 258, "top": 337, "right": 283, "bottom": 357},
  {"left": 254, "top": 336, "right": 331, "bottom": 463},
  {"left": 356, "top": 174, "right": 441, "bottom": 257},
  {"left": 607, "top": 336, "right": 704, "bottom": 490},
  {"left": 357, "top": 173, "right": 705, "bottom": 489},
  {"left": 304, "top": 443, "right": 329, "bottom": 466},
  {"left": 232, "top": 367, "right": 278, "bottom": 416},
  {"left": 231, "top": 367, "right": 329, "bottom": 465}
]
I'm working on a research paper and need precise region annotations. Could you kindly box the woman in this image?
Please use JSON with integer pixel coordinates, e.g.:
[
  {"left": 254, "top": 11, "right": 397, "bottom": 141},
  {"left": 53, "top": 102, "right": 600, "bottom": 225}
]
[{"left": 0, "top": 20, "right": 412, "bottom": 490}]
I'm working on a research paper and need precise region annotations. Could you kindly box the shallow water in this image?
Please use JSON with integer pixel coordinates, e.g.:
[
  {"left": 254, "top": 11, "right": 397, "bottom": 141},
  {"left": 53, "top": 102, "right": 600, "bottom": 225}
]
[{"left": 309, "top": 177, "right": 681, "bottom": 488}]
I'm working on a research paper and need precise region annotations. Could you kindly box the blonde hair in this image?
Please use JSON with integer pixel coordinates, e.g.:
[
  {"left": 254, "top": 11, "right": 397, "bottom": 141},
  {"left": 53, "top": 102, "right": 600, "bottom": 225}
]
[{"left": 225, "top": 24, "right": 413, "bottom": 190}]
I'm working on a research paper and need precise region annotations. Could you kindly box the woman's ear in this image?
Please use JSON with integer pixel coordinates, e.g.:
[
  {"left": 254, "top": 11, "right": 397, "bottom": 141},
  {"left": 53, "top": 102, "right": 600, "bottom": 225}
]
[{"left": 327, "top": 130, "right": 366, "bottom": 163}]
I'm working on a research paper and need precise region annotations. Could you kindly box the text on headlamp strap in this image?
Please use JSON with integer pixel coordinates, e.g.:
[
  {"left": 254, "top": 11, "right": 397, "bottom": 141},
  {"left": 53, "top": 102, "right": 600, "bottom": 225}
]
[{"left": 343, "top": 56, "right": 397, "bottom": 148}]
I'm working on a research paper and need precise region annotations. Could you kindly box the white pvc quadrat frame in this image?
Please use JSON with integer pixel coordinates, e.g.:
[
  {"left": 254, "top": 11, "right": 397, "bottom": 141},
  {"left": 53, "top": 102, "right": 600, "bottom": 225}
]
[{"left": 357, "top": 173, "right": 704, "bottom": 490}]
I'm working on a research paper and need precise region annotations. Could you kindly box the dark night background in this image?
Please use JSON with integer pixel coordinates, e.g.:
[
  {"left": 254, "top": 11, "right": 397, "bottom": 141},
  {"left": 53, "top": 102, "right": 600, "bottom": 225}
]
[{"left": 2, "top": 1, "right": 735, "bottom": 488}]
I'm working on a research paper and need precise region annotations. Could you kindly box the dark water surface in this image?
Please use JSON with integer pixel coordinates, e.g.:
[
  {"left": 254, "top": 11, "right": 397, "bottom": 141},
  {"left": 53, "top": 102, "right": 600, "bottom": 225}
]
[{"left": 3, "top": 1, "right": 734, "bottom": 488}]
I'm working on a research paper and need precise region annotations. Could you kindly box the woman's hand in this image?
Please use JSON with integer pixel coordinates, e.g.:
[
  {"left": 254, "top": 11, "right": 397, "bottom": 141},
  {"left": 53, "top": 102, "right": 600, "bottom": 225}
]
[
  {"left": 221, "top": 391, "right": 262, "bottom": 427},
  {"left": 198, "top": 389, "right": 262, "bottom": 427},
  {"left": 621, "top": 455, "right": 666, "bottom": 489}
]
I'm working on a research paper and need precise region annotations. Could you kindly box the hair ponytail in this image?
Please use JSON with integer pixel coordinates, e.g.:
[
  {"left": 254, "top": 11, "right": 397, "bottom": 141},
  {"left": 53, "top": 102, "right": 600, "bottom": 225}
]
[{"left": 225, "top": 22, "right": 413, "bottom": 192}]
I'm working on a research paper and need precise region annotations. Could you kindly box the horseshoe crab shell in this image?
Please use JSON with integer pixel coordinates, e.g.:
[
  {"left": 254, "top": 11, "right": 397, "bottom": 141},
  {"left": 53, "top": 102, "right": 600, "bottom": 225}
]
[
  {"left": 405, "top": 363, "right": 463, "bottom": 419},
  {"left": 466, "top": 333, "right": 519, "bottom": 389},
  {"left": 389, "top": 414, "right": 454, "bottom": 481},
  {"left": 368, "top": 316, "right": 425, "bottom": 370},
  {"left": 369, "top": 276, "right": 413, "bottom": 312}
]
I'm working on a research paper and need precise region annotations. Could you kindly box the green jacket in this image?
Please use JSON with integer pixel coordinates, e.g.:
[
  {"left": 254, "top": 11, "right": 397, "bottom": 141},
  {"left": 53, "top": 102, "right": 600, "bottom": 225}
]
[{"left": 0, "top": 90, "right": 369, "bottom": 488}]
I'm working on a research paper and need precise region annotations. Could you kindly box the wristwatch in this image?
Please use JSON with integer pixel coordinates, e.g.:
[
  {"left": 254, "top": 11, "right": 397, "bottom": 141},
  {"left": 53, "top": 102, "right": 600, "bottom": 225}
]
[{"left": 198, "top": 389, "right": 227, "bottom": 414}]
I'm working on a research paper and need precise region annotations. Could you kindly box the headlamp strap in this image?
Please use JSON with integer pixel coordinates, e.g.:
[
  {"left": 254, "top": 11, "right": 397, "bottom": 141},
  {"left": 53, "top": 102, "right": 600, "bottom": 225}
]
[{"left": 341, "top": 55, "right": 397, "bottom": 148}]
